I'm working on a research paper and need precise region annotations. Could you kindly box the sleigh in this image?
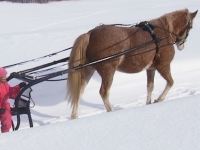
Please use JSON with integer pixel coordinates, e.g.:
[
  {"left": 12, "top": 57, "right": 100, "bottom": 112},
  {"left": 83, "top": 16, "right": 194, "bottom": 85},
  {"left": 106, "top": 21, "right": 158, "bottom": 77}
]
[{"left": 6, "top": 49, "right": 71, "bottom": 130}]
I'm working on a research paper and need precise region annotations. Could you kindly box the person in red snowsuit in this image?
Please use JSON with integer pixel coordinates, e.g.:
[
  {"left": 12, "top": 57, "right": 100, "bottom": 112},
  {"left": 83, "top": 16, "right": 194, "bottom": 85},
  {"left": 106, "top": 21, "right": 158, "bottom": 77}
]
[{"left": 0, "top": 67, "right": 26, "bottom": 133}]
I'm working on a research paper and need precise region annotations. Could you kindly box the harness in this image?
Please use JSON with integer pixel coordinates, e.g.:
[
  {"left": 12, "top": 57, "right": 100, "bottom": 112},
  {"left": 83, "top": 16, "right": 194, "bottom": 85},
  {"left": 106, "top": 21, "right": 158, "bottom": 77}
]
[{"left": 136, "top": 21, "right": 160, "bottom": 61}]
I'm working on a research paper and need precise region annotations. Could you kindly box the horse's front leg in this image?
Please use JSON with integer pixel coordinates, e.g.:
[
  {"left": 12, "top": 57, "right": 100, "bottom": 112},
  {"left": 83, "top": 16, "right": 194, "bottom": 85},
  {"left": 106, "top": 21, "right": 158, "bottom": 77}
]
[
  {"left": 146, "top": 68, "right": 155, "bottom": 104},
  {"left": 155, "top": 64, "right": 174, "bottom": 103}
]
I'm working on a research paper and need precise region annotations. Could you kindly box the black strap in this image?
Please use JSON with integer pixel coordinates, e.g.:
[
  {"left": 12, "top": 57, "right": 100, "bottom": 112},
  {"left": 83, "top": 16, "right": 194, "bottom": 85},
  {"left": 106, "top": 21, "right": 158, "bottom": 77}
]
[
  {"left": 136, "top": 21, "right": 160, "bottom": 58},
  {"left": 3, "top": 47, "right": 72, "bottom": 69}
]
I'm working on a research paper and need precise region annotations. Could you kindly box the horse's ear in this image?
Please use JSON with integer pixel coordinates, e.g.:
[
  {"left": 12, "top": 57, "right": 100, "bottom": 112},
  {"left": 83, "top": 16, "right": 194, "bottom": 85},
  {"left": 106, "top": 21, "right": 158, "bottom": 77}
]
[{"left": 190, "top": 10, "right": 198, "bottom": 19}]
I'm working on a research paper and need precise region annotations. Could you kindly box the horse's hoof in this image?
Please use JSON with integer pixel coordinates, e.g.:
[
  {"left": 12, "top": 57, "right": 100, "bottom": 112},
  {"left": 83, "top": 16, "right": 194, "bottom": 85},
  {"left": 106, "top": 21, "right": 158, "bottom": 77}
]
[
  {"left": 154, "top": 100, "right": 160, "bottom": 103},
  {"left": 71, "top": 115, "right": 77, "bottom": 120},
  {"left": 146, "top": 101, "right": 151, "bottom": 105}
]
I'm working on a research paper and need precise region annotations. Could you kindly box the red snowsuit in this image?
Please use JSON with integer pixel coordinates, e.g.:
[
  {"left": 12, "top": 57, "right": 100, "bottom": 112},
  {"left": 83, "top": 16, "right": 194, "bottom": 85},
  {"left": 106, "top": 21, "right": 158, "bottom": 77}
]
[{"left": 0, "top": 82, "right": 20, "bottom": 133}]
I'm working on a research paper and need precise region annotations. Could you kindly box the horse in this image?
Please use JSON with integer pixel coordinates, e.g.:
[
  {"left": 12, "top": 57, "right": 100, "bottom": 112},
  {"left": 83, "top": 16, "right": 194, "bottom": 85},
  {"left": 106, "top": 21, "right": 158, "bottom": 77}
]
[{"left": 67, "top": 9, "right": 198, "bottom": 119}]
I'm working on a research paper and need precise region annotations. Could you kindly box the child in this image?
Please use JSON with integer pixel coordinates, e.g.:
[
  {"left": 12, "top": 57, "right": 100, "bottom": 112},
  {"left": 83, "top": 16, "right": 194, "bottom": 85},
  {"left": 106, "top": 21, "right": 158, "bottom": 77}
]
[{"left": 0, "top": 67, "right": 26, "bottom": 133}]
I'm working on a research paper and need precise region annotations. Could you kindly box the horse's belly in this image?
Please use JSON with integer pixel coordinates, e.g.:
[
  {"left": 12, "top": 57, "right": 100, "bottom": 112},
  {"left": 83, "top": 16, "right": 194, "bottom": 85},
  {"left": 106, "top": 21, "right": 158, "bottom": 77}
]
[
  {"left": 118, "top": 64, "right": 145, "bottom": 73},
  {"left": 117, "top": 56, "right": 153, "bottom": 73}
]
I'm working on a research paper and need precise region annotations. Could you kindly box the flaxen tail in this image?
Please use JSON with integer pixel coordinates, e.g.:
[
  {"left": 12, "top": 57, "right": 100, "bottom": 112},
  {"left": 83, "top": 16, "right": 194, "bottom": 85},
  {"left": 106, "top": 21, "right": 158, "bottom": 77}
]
[{"left": 67, "top": 32, "right": 91, "bottom": 119}]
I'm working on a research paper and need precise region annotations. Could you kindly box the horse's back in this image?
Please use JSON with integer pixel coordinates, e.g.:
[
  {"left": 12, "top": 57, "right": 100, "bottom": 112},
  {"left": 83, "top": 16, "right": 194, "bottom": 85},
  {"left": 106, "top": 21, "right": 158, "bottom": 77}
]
[{"left": 86, "top": 25, "right": 131, "bottom": 62}]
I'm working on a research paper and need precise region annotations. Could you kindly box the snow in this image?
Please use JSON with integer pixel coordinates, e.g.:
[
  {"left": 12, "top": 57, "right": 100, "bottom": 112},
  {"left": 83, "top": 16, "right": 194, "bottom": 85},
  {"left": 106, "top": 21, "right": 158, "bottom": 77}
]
[
  {"left": 0, "top": 0, "right": 200, "bottom": 149},
  {"left": 1, "top": 96, "right": 200, "bottom": 150}
]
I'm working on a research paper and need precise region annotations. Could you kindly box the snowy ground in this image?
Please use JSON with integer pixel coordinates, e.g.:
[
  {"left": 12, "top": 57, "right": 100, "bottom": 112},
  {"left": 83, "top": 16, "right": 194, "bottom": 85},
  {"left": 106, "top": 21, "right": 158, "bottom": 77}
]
[{"left": 0, "top": 0, "right": 200, "bottom": 149}]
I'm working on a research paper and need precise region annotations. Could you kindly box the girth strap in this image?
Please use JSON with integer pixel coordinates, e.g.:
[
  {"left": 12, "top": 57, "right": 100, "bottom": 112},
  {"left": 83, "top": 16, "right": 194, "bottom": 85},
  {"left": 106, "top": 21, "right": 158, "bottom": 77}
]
[{"left": 136, "top": 21, "right": 160, "bottom": 61}]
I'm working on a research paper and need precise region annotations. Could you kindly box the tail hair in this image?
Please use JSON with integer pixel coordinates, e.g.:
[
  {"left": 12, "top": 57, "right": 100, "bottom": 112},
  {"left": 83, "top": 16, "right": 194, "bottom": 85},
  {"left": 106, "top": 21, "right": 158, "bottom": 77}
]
[{"left": 67, "top": 33, "right": 90, "bottom": 108}]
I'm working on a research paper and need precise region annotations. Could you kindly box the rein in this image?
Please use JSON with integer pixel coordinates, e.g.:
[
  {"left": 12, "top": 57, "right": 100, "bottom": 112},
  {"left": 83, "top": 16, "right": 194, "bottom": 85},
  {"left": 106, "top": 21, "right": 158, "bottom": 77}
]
[
  {"left": 3, "top": 47, "right": 72, "bottom": 69},
  {"left": 5, "top": 20, "right": 190, "bottom": 82}
]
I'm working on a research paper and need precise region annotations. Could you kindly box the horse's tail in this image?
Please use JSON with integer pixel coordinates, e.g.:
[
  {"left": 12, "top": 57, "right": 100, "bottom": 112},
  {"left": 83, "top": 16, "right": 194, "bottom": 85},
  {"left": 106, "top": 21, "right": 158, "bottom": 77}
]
[{"left": 67, "top": 32, "right": 91, "bottom": 115}]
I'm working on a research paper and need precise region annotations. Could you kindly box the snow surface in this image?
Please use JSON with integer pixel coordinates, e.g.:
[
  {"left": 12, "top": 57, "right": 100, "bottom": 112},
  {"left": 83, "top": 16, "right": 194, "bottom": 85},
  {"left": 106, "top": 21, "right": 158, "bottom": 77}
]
[{"left": 0, "top": 0, "right": 200, "bottom": 149}]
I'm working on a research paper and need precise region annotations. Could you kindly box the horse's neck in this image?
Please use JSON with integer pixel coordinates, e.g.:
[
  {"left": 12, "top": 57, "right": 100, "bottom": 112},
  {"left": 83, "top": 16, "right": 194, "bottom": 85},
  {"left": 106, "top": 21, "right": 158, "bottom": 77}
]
[
  {"left": 149, "top": 17, "right": 177, "bottom": 44},
  {"left": 165, "top": 11, "right": 188, "bottom": 35},
  {"left": 150, "top": 16, "right": 168, "bottom": 30}
]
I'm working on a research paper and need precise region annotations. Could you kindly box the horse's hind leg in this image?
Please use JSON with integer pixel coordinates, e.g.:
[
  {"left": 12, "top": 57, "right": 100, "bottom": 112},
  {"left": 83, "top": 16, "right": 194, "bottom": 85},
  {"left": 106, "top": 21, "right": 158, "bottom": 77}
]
[
  {"left": 155, "top": 64, "right": 174, "bottom": 103},
  {"left": 97, "top": 65, "right": 116, "bottom": 112},
  {"left": 146, "top": 68, "right": 155, "bottom": 104}
]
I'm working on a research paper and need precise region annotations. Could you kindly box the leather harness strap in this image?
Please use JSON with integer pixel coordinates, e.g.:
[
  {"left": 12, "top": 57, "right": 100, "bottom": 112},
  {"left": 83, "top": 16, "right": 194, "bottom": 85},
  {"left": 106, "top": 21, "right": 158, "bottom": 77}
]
[{"left": 136, "top": 21, "right": 160, "bottom": 62}]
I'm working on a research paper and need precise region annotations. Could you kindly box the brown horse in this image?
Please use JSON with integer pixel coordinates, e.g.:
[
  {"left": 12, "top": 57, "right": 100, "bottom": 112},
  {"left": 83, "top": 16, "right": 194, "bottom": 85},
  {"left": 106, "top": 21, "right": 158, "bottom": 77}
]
[{"left": 67, "top": 9, "right": 198, "bottom": 119}]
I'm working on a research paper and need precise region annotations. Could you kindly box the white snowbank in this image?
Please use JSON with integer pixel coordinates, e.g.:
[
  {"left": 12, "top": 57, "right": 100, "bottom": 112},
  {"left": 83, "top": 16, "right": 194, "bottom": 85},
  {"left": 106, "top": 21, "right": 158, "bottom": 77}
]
[{"left": 1, "top": 95, "right": 200, "bottom": 150}]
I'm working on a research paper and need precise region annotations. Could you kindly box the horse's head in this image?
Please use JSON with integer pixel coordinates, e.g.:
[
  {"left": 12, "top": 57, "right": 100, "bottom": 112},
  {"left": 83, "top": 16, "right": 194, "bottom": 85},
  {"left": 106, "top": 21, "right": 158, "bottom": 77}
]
[{"left": 166, "top": 9, "right": 198, "bottom": 50}]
